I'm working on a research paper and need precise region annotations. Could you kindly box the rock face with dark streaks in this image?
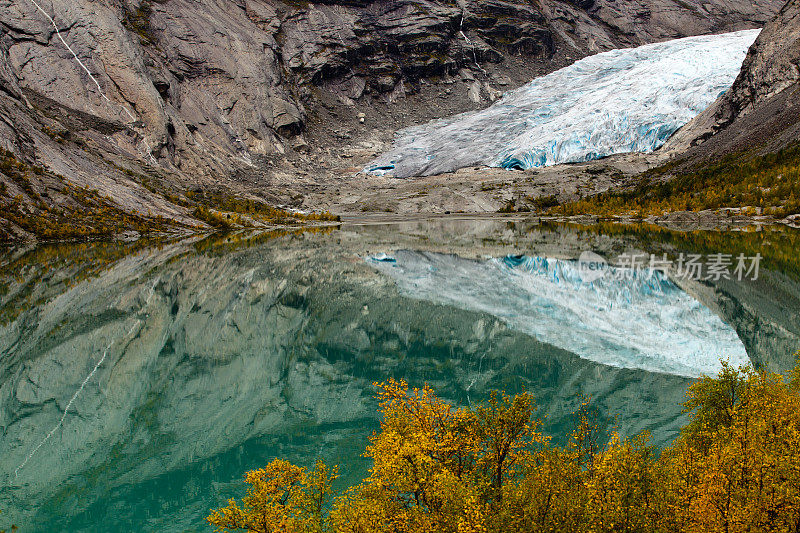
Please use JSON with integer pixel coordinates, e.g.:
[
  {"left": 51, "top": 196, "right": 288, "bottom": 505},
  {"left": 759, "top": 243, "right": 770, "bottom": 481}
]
[
  {"left": 665, "top": 0, "right": 800, "bottom": 157},
  {"left": 0, "top": 0, "right": 785, "bottom": 237}
]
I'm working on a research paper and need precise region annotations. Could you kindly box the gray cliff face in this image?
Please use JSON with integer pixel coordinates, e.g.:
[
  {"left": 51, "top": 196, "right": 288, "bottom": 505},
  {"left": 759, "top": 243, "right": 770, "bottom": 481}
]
[
  {"left": 727, "top": 0, "right": 800, "bottom": 111},
  {"left": 0, "top": 0, "right": 785, "bottom": 236},
  {"left": 665, "top": 0, "right": 800, "bottom": 158}
]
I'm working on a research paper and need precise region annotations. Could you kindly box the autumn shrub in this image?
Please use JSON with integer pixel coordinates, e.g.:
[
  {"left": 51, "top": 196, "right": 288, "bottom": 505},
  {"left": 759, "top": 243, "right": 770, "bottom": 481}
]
[
  {"left": 192, "top": 206, "right": 237, "bottom": 229},
  {"left": 553, "top": 142, "right": 800, "bottom": 217},
  {"left": 210, "top": 360, "right": 800, "bottom": 533},
  {"left": 207, "top": 460, "right": 337, "bottom": 533}
]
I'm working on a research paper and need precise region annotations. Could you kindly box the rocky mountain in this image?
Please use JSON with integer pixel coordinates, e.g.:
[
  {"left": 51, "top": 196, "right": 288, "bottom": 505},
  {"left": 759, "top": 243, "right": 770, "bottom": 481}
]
[
  {"left": 664, "top": 0, "right": 800, "bottom": 159},
  {"left": 0, "top": 0, "right": 785, "bottom": 238}
]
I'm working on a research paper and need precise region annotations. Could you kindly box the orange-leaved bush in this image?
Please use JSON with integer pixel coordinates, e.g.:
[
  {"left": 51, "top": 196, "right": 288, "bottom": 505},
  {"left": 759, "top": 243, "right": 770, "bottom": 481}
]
[{"left": 209, "top": 357, "right": 800, "bottom": 533}]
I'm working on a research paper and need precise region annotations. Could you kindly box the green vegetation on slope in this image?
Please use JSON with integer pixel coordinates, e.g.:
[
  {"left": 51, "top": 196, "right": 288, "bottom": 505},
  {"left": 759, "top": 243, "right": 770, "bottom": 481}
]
[
  {"left": 208, "top": 359, "right": 800, "bottom": 533},
  {"left": 184, "top": 190, "right": 339, "bottom": 230},
  {"left": 554, "top": 142, "right": 800, "bottom": 218},
  {"left": 0, "top": 149, "right": 174, "bottom": 241},
  {"left": 0, "top": 149, "right": 339, "bottom": 242}
]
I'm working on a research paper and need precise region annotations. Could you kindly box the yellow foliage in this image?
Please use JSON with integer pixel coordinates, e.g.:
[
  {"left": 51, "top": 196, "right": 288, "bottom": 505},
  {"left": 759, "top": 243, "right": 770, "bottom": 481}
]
[
  {"left": 207, "top": 459, "right": 337, "bottom": 533},
  {"left": 552, "top": 141, "right": 800, "bottom": 218},
  {"left": 211, "top": 357, "right": 800, "bottom": 533},
  {"left": 663, "top": 368, "right": 800, "bottom": 533},
  {"left": 583, "top": 433, "right": 658, "bottom": 533}
]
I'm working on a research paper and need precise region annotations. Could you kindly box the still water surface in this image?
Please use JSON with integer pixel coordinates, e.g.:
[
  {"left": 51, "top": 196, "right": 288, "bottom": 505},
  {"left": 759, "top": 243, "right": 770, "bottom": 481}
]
[{"left": 1, "top": 219, "right": 799, "bottom": 531}]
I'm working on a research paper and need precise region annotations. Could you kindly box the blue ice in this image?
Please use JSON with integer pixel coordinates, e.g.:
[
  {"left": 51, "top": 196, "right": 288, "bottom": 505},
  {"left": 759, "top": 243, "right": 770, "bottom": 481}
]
[{"left": 365, "top": 30, "right": 759, "bottom": 178}]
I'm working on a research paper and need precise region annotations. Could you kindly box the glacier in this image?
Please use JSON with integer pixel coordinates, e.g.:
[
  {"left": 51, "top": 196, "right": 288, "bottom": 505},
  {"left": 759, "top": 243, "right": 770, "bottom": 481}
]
[
  {"left": 365, "top": 29, "right": 760, "bottom": 178},
  {"left": 368, "top": 251, "right": 750, "bottom": 377}
]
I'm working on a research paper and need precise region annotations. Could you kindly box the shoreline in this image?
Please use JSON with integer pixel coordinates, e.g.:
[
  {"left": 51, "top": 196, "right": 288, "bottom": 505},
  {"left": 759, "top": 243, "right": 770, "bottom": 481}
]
[{"left": 3, "top": 210, "right": 797, "bottom": 249}]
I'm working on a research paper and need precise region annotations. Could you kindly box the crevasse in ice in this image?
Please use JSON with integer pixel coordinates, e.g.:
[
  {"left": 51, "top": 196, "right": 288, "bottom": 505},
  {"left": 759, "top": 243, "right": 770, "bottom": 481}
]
[
  {"left": 368, "top": 251, "right": 750, "bottom": 377},
  {"left": 365, "top": 30, "right": 760, "bottom": 178}
]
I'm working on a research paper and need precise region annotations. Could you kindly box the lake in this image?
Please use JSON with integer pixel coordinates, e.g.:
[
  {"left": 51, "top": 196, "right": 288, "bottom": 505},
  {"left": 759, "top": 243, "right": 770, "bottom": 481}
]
[{"left": 2, "top": 218, "right": 799, "bottom": 532}]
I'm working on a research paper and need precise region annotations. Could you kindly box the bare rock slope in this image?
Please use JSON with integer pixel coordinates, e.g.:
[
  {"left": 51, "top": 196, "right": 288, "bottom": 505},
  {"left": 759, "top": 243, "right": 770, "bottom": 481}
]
[
  {"left": 0, "top": 0, "right": 785, "bottom": 238},
  {"left": 665, "top": 0, "right": 800, "bottom": 159}
]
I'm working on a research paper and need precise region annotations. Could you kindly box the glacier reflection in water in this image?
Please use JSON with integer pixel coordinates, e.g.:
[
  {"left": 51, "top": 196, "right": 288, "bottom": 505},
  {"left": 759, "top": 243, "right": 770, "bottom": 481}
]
[
  {"left": 365, "top": 30, "right": 759, "bottom": 177},
  {"left": 369, "top": 251, "right": 749, "bottom": 377}
]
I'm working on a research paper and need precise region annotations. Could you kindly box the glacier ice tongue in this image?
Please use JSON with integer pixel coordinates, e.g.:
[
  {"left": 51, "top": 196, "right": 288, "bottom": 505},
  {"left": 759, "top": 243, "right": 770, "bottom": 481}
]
[
  {"left": 365, "top": 30, "right": 760, "bottom": 178},
  {"left": 368, "top": 251, "right": 750, "bottom": 378}
]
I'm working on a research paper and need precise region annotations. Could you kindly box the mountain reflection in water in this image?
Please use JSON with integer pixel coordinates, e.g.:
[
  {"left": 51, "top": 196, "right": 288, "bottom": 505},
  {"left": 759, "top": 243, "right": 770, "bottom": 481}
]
[{"left": 1, "top": 220, "right": 798, "bottom": 532}]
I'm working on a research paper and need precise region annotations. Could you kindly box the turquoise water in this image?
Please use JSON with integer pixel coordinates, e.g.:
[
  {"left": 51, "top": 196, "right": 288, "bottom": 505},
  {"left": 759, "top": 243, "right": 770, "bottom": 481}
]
[{"left": 1, "top": 219, "right": 799, "bottom": 531}]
